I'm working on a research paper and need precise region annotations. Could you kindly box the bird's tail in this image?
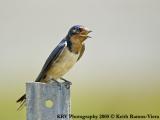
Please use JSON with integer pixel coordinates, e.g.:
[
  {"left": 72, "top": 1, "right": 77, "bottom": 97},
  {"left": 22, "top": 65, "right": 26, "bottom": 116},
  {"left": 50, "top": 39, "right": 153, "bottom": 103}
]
[{"left": 16, "top": 94, "right": 26, "bottom": 111}]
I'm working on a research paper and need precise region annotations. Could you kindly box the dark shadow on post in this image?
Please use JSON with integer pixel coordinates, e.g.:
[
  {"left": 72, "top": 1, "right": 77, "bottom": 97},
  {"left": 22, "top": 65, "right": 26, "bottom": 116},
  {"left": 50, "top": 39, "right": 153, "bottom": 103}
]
[{"left": 26, "top": 82, "right": 70, "bottom": 120}]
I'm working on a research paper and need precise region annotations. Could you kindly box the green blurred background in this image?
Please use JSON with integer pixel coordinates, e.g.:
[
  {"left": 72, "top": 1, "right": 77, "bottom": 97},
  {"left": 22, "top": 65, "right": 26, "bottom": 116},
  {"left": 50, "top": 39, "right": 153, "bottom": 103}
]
[{"left": 0, "top": 0, "right": 160, "bottom": 119}]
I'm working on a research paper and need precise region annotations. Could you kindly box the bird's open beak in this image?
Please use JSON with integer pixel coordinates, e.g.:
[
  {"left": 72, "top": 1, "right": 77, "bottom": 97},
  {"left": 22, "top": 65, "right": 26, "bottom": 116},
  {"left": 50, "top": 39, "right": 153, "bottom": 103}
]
[
  {"left": 87, "top": 30, "right": 92, "bottom": 38},
  {"left": 80, "top": 27, "right": 92, "bottom": 38}
]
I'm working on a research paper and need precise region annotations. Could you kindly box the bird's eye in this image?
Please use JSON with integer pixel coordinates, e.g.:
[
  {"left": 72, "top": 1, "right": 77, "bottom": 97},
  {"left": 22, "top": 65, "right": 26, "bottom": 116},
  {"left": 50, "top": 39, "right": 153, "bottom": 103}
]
[
  {"left": 72, "top": 28, "right": 77, "bottom": 33},
  {"left": 72, "top": 27, "right": 80, "bottom": 34}
]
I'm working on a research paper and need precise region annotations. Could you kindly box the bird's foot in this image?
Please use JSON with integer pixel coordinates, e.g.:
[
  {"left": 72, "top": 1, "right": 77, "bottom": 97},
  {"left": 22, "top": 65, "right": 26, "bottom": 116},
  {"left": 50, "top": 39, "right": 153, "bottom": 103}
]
[
  {"left": 60, "top": 77, "right": 72, "bottom": 85},
  {"left": 60, "top": 77, "right": 72, "bottom": 89}
]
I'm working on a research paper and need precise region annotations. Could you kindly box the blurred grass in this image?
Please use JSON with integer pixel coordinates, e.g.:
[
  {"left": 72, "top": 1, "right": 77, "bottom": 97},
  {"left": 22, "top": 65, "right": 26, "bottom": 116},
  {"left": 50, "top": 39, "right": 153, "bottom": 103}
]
[{"left": 0, "top": 79, "right": 159, "bottom": 120}]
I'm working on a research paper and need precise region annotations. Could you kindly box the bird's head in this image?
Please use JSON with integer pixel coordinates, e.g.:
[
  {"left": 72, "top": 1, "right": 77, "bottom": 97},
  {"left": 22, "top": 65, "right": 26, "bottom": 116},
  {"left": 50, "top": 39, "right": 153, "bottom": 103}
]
[{"left": 67, "top": 25, "right": 92, "bottom": 43}]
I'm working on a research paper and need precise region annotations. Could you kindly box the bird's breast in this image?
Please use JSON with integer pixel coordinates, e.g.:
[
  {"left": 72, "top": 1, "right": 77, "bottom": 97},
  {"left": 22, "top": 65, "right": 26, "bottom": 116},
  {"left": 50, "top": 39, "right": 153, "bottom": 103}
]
[{"left": 47, "top": 47, "right": 79, "bottom": 80}]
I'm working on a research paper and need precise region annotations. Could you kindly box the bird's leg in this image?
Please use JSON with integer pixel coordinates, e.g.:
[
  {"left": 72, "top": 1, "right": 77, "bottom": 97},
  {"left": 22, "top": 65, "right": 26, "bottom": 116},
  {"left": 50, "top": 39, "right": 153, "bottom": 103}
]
[
  {"left": 60, "top": 77, "right": 72, "bottom": 89},
  {"left": 60, "top": 77, "right": 72, "bottom": 85},
  {"left": 51, "top": 79, "right": 61, "bottom": 87}
]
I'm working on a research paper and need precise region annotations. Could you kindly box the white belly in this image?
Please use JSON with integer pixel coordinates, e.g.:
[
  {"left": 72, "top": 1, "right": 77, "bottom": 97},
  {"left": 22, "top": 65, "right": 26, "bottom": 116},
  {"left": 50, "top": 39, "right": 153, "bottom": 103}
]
[{"left": 46, "top": 47, "right": 79, "bottom": 80}]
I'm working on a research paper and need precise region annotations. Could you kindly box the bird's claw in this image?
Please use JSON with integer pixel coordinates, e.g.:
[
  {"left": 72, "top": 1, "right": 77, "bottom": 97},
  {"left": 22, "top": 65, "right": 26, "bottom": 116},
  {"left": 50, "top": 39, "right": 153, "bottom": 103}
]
[
  {"left": 60, "top": 77, "right": 72, "bottom": 89},
  {"left": 64, "top": 81, "right": 71, "bottom": 89}
]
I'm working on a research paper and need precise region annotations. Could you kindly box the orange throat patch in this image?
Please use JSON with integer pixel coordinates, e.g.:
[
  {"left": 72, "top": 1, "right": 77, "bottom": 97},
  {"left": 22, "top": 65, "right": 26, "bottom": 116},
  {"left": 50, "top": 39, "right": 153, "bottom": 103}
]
[{"left": 70, "top": 35, "right": 85, "bottom": 54}]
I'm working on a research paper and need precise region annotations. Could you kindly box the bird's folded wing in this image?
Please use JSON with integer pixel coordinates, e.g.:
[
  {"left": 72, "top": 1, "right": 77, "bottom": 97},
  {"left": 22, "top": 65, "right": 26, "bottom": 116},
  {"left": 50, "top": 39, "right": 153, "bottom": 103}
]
[{"left": 35, "top": 39, "right": 67, "bottom": 82}]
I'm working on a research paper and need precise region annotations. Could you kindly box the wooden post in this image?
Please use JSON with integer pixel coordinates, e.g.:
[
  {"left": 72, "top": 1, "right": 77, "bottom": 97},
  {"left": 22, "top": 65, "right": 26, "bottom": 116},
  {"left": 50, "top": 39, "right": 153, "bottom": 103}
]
[{"left": 26, "top": 82, "right": 70, "bottom": 120}]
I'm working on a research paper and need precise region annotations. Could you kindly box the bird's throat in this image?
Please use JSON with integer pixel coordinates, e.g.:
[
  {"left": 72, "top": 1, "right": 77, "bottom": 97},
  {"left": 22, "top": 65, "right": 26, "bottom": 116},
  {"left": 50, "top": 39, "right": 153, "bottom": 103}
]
[{"left": 69, "top": 35, "right": 84, "bottom": 54}]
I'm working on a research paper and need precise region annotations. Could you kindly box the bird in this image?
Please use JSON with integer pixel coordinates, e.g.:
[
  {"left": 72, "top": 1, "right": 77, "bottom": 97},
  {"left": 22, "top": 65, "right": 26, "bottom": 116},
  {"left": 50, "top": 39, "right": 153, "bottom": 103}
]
[{"left": 16, "top": 25, "right": 92, "bottom": 110}]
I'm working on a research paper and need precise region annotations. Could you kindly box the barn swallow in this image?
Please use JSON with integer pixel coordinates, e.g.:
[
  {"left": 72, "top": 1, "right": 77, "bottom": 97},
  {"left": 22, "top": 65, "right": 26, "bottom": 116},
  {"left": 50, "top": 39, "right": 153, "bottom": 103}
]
[{"left": 16, "top": 25, "right": 92, "bottom": 110}]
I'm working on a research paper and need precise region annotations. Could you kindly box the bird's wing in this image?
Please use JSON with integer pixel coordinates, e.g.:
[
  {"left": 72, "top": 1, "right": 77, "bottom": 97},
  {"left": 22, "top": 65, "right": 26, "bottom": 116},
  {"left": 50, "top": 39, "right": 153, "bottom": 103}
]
[
  {"left": 77, "top": 44, "right": 85, "bottom": 61},
  {"left": 35, "top": 39, "right": 67, "bottom": 82}
]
